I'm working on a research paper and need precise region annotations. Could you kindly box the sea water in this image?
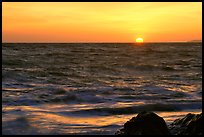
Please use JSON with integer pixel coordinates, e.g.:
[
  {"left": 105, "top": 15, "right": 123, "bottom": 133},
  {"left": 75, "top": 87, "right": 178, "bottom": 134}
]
[{"left": 2, "top": 43, "right": 202, "bottom": 135}]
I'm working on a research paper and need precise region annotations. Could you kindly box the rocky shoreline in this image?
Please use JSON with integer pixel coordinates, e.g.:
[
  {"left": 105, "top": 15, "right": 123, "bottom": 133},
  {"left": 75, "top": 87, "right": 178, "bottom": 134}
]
[{"left": 115, "top": 111, "right": 202, "bottom": 135}]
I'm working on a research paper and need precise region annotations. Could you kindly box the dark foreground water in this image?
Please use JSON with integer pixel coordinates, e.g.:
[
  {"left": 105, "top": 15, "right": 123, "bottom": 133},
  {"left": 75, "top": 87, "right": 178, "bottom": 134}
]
[{"left": 2, "top": 43, "right": 202, "bottom": 135}]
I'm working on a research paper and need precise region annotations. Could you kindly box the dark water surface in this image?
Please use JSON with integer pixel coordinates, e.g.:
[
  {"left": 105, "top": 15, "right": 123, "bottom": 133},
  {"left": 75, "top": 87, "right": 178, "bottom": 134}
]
[{"left": 2, "top": 43, "right": 202, "bottom": 135}]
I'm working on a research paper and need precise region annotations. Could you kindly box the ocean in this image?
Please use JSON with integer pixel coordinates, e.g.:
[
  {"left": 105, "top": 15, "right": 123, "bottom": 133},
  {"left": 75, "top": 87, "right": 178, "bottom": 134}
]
[{"left": 2, "top": 43, "right": 202, "bottom": 135}]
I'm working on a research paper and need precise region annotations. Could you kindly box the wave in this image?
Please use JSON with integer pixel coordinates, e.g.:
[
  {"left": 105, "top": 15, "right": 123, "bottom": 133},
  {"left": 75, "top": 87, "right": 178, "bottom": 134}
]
[{"left": 68, "top": 102, "right": 202, "bottom": 116}]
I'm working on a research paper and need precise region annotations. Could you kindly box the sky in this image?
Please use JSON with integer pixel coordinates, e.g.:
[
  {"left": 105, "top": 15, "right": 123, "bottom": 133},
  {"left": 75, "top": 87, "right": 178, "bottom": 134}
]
[{"left": 2, "top": 2, "right": 202, "bottom": 43}]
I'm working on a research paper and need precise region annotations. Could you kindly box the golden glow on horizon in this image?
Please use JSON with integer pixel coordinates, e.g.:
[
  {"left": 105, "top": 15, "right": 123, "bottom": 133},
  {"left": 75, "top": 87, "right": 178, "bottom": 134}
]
[
  {"left": 136, "top": 38, "right": 144, "bottom": 43},
  {"left": 2, "top": 2, "right": 202, "bottom": 43}
]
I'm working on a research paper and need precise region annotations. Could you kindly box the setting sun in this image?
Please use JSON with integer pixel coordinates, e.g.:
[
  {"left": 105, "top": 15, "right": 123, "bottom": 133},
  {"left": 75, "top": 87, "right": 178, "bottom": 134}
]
[{"left": 136, "top": 38, "right": 144, "bottom": 43}]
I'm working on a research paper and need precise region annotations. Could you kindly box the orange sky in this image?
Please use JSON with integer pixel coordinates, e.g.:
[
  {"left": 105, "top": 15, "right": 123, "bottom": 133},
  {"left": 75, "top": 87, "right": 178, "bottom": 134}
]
[{"left": 2, "top": 2, "right": 202, "bottom": 43}]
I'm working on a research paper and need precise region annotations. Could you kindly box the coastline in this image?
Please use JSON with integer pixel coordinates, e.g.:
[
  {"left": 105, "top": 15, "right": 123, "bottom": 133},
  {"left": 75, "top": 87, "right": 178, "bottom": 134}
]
[{"left": 2, "top": 104, "right": 201, "bottom": 135}]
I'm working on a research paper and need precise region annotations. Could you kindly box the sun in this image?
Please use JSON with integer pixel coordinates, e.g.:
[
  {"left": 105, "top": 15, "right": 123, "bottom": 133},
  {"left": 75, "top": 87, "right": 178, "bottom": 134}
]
[{"left": 136, "top": 38, "right": 144, "bottom": 43}]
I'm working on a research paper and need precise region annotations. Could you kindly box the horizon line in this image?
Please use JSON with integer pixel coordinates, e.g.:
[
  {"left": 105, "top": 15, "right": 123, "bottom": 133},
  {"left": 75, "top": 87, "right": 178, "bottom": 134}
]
[{"left": 2, "top": 41, "right": 202, "bottom": 44}]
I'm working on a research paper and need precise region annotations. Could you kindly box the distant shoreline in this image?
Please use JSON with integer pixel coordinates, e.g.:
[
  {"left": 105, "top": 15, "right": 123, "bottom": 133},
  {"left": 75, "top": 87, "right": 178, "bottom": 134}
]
[{"left": 188, "top": 40, "right": 202, "bottom": 43}]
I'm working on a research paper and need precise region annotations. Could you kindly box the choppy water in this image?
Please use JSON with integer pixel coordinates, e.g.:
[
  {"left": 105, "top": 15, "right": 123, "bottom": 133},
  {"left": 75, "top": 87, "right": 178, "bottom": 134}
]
[{"left": 2, "top": 43, "right": 202, "bottom": 135}]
